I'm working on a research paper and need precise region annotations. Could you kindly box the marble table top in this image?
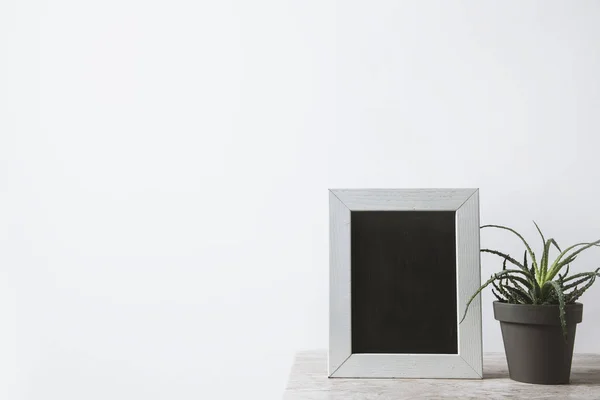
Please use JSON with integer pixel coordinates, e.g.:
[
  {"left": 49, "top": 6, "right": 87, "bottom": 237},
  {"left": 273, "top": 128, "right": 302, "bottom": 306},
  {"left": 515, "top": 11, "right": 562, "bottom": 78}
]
[{"left": 283, "top": 351, "right": 600, "bottom": 399}]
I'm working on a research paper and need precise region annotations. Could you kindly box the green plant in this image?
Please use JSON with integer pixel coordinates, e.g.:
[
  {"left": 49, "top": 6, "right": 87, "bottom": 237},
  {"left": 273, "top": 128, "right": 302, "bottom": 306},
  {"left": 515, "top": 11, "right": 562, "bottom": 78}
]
[{"left": 460, "top": 222, "right": 600, "bottom": 339}]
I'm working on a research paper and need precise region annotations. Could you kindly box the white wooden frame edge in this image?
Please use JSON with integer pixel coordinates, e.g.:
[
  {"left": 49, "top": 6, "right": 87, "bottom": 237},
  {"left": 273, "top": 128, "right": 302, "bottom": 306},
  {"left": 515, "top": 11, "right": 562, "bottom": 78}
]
[{"left": 328, "top": 188, "right": 482, "bottom": 379}]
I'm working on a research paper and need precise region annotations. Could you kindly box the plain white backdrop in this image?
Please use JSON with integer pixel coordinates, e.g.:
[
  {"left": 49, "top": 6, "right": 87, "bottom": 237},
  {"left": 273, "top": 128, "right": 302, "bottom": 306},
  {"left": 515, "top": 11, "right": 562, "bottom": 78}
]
[{"left": 2, "top": 1, "right": 600, "bottom": 399}]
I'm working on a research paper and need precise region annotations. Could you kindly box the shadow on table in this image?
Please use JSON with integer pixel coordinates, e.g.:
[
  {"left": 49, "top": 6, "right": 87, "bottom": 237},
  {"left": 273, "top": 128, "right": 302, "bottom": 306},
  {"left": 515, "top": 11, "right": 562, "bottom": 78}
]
[
  {"left": 570, "top": 369, "right": 600, "bottom": 385},
  {"left": 483, "top": 368, "right": 600, "bottom": 385},
  {"left": 482, "top": 370, "right": 507, "bottom": 380}
]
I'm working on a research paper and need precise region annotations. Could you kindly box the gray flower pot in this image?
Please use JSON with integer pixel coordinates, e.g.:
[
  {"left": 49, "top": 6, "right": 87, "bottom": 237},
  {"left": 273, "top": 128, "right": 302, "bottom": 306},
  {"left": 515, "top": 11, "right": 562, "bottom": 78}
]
[{"left": 493, "top": 301, "right": 583, "bottom": 384}]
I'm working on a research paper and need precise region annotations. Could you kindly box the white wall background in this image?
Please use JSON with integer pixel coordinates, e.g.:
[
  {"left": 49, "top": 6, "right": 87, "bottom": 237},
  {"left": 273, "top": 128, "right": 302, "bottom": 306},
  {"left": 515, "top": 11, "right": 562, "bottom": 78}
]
[{"left": 2, "top": 1, "right": 600, "bottom": 399}]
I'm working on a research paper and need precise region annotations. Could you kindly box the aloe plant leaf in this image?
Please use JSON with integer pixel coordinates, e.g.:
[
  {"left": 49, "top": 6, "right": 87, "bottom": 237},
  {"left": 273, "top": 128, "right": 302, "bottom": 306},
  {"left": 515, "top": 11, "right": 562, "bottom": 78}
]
[
  {"left": 547, "top": 240, "right": 600, "bottom": 280},
  {"left": 481, "top": 249, "right": 529, "bottom": 273},
  {"left": 558, "top": 265, "right": 571, "bottom": 282},
  {"left": 544, "top": 280, "right": 568, "bottom": 340},
  {"left": 501, "top": 277, "right": 518, "bottom": 303},
  {"left": 549, "top": 238, "right": 562, "bottom": 253},
  {"left": 567, "top": 275, "right": 597, "bottom": 303},
  {"left": 540, "top": 280, "right": 553, "bottom": 300},
  {"left": 533, "top": 221, "right": 551, "bottom": 279},
  {"left": 505, "top": 280, "right": 532, "bottom": 303},
  {"left": 482, "top": 224, "right": 539, "bottom": 274},
  {"left": 565, "top": 268, "right": 600, "bottom": 283},
  {"left": 532, "top": 271, "right": 541, "bottom": 303},
  {"left": 491, "top": 288, "right": 505, "bottom": 302},
  {"left": 550, "top": 255, "right": 578, "bottom": 280},
  {"left": 531, "top": 221, "right": 563, "bottom": 275},
  {"left": 495, "top": 268, "right": 537, "bottom": 281},
  {"left": 562, "top": 270, "right": 598, "bottom": 282},
  {"left": 507, "top": 275, "right": 534, "bottom": 292},
  {"left": 563, "top": 274, "right": 596, "bottom": 292},
  {"left": 541, "top": 239, "right": 553, "bottom": 281},
  {"left": 460, "top": 270, "right": 516, "bottom": 323},
  {"left": 543, "top": 290, "right": 558, "bottom": 305},
  {"left": 492, "top": 280, "right": 512, "bottom": 302},
  {"left": 525, "top": 255, "right": 540, "bottom": 303},
  {"left": 486, "top": 252, "right": 537, "bottom": 294},
  {"left": 558, "top": 241, "right": 600, "bottom": 259},
  {"left": 533, "top": 221, "right": 545, "bottom": 245}
]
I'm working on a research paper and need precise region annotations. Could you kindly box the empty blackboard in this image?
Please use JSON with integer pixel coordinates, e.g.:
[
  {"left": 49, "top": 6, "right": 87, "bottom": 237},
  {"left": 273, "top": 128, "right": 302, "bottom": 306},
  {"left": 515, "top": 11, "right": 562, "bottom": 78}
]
[{"left": 351, "top": 210, "right": 458, "bottom": 354}]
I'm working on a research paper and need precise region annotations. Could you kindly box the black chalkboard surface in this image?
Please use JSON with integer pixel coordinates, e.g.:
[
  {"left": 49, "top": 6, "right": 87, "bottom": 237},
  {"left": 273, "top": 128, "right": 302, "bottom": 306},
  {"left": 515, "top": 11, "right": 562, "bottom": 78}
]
[{"left": 351, "top": 211, "right": 458, "bottom": 354}]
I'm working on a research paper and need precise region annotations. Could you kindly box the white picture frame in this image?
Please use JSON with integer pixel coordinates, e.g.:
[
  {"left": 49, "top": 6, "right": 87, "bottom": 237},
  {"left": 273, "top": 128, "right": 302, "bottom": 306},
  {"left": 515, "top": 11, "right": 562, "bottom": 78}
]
[{"left": 329, "top": 188, "right": 482, "bottom": 379}]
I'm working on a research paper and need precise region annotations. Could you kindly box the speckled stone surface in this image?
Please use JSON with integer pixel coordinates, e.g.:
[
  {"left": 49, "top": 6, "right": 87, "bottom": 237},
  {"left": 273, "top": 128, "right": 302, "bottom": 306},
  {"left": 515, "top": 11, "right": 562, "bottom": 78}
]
[{"left": 283, "top": 351, "right": 600, "bottom": 399}]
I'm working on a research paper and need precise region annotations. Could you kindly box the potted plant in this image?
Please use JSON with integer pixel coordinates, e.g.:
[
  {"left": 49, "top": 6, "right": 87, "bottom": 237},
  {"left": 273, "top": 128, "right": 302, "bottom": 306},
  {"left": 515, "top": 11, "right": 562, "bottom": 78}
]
[{"left": 461, "top": 223, "right": 600, "bottom": 384}]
